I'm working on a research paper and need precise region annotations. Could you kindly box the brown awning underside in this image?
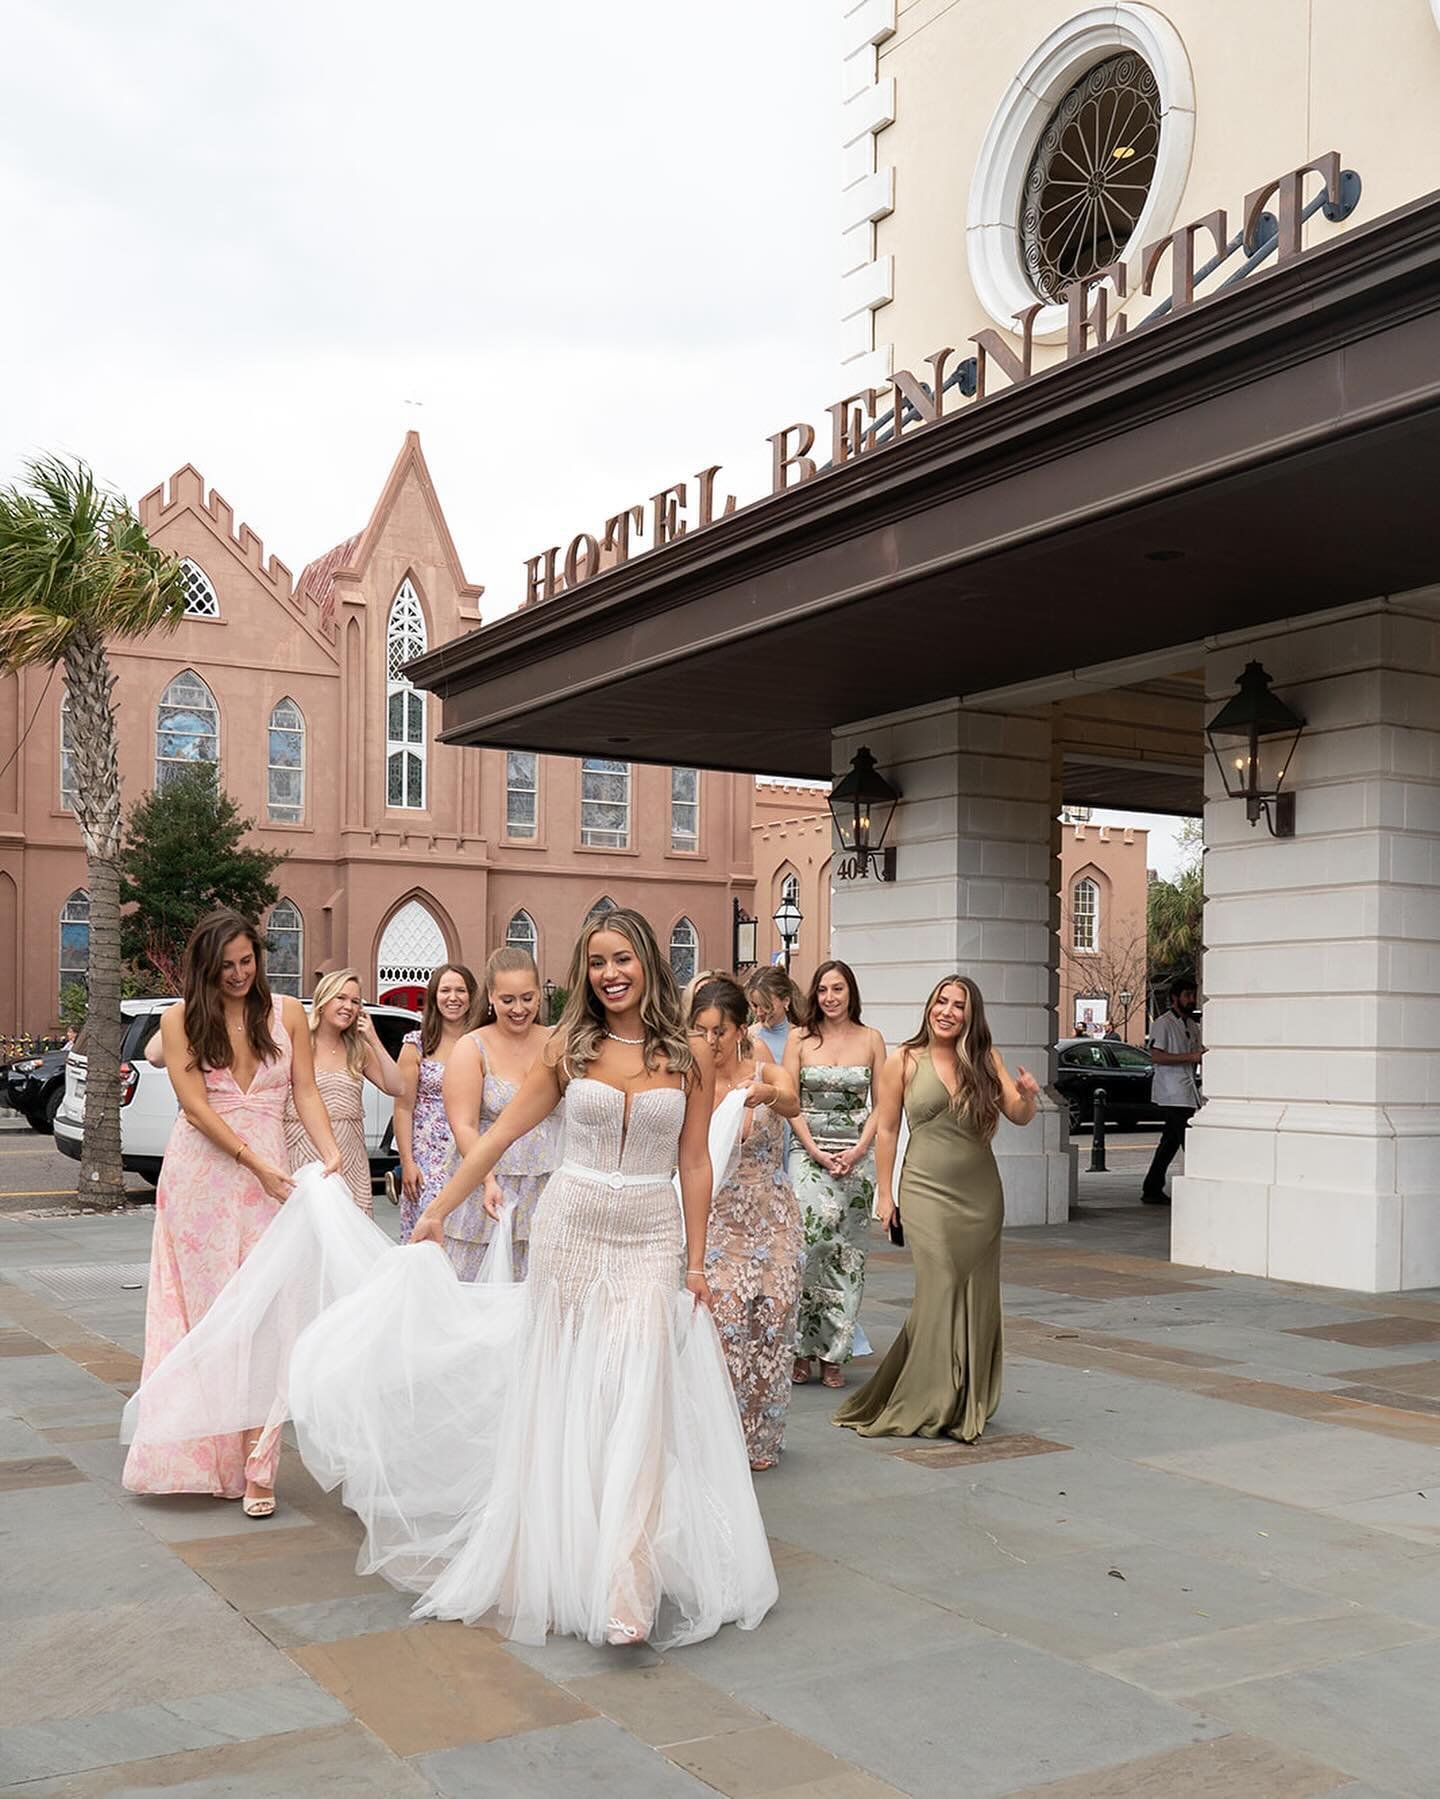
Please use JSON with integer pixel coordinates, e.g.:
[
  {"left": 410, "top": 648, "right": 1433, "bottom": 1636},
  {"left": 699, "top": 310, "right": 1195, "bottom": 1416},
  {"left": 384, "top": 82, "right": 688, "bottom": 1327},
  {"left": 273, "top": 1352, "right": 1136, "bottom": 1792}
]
[{"left": 410, "top": 191, "right": 1440, "bottom": 781}]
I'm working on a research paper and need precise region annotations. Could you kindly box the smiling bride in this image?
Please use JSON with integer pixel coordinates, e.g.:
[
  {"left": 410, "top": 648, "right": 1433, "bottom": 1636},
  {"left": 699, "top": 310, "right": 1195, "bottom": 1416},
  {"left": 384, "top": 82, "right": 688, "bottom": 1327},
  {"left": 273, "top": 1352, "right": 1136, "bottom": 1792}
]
[{"left": 288, "top": 905, "right": 776, "bottom": 1650}]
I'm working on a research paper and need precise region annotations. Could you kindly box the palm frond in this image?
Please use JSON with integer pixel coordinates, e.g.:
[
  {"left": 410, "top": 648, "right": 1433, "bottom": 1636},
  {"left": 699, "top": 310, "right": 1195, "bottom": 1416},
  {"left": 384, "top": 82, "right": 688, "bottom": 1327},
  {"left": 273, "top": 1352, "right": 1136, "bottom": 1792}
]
[{"left": 0, "top": 454, "right": 185, "bottom": 668}]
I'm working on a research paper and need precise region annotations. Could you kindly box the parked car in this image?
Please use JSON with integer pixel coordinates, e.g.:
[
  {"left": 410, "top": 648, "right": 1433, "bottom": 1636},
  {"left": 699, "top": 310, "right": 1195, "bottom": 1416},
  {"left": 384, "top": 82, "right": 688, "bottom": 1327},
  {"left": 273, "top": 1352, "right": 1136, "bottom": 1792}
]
[
  {"left": 1053, "top": 1037, "right": 1165, "bottom": 1132},
  {"left": 53, "top": 998, "right": 420, "bottom": 1187},
  {"left": 5, "top": 1046, "right": 71, "bottom": 1132}
]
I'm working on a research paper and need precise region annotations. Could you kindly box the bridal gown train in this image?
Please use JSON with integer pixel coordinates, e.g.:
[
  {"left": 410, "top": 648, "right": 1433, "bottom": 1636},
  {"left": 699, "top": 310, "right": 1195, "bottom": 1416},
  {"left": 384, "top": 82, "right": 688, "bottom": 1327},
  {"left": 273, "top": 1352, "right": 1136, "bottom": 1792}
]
[{"left": 122, "top": 1079, "right": 777, "bottom": 1651}]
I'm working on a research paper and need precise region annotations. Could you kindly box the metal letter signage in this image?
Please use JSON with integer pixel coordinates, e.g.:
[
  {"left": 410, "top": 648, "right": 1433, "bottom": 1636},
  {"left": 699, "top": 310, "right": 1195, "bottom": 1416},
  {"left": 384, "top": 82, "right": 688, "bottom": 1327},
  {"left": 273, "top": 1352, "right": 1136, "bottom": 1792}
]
[{"left": 521, "top": 154, "right": 1360, "bottom": 604}]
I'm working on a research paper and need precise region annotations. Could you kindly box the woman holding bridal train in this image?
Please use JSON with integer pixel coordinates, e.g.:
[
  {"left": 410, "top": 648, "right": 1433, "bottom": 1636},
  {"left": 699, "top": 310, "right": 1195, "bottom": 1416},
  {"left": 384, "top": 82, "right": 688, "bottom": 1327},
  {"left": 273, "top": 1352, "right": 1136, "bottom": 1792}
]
[{"left": 287, "top": 907, "right": 777, "bottom": 1650}]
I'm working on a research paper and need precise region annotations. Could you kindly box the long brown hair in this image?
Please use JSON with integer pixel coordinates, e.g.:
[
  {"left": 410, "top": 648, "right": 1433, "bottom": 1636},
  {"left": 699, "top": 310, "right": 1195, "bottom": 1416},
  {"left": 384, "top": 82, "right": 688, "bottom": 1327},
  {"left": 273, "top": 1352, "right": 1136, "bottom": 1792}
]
[
  {"left": 553, "top": 907, "right": 694, "bottom": 1078},
  {"left": 181, "top": 909, "right": 280, "bottom": 1073},
  {"left": 479, "top": 946, "right": 539, "bottom": 1026},
  {"left": 902, "top": 974, "right": 1003, "bottom": 1141},
  {"left": 801, "top": 958, "right": 864, "bottom": 1042},
  {"left": 689, "top": 974, "right": 754, "bottom": 1060},
  {"left": 419, "top": 962, "right": 479, "bottom": 1055}
]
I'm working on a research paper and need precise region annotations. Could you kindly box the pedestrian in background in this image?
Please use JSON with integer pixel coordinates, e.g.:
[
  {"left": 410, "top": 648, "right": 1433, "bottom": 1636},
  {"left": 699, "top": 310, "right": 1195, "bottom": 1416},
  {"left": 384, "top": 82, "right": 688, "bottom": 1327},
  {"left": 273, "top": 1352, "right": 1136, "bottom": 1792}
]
[{"left": 1142, "top": 978, "right": 1204, "bottom": 1205}]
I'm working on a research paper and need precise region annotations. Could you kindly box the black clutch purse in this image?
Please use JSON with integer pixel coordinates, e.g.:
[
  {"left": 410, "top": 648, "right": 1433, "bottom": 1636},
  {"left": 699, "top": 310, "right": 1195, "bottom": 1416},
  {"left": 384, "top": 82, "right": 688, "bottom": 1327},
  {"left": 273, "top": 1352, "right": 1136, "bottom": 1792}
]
[{"left": 887, "top": 1206, "right": 904, "bottom": 1247}]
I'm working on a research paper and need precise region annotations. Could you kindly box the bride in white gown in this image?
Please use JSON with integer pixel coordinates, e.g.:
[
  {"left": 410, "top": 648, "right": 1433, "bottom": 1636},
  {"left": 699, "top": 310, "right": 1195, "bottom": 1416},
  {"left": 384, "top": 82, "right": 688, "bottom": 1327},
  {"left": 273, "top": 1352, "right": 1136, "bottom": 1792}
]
[{"left": 131, "top": 906, "right": 778, "bottom": 1651}]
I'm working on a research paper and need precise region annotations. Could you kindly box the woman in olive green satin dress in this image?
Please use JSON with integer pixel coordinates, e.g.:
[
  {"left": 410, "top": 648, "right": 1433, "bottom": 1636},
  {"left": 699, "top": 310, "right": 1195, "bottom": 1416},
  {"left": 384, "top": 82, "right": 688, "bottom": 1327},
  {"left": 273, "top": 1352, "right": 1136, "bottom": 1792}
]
[{"left": 833, "top": 976, "right": 1040, "bottom": 1443}]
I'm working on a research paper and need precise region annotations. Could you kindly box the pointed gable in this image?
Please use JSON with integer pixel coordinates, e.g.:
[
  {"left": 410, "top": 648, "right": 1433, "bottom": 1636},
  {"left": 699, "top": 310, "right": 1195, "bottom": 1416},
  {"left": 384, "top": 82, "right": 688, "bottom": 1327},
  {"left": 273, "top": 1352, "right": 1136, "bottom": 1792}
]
[{"left": 344, "top": 433, "right": 484, "bottom": 628}]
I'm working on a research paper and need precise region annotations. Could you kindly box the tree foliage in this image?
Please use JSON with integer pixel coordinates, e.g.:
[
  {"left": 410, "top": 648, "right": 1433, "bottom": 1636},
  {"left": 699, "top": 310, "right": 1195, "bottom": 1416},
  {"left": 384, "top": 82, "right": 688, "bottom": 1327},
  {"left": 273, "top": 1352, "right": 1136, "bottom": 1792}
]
[
  {"left": 119, "top": 765, "right": 288, "bottom": 987},
  {"left": 1147, "top": 817, "right": 1203, "bottom": 996},
  {"left": 0, "top": 455, "right": 185, "bottom": 1207}
]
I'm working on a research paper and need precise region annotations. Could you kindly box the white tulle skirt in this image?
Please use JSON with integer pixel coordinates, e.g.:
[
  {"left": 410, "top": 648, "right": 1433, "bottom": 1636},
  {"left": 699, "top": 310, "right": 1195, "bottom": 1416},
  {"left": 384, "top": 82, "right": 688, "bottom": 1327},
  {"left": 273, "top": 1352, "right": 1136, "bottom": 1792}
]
[
  {"left": 291, "top": 1233, "right": 777, "bottom": 1648},
  {"left": 121, "top": 1095, "right": 778, "bottom": 1651}
]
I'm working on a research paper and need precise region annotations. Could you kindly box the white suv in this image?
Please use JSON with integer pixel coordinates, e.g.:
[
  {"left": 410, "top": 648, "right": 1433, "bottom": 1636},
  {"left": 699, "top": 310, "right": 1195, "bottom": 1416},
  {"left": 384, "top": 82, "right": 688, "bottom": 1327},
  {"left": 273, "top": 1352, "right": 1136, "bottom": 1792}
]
[{"left": 53, "top": 998, "right": 420, "bottom": 1188}]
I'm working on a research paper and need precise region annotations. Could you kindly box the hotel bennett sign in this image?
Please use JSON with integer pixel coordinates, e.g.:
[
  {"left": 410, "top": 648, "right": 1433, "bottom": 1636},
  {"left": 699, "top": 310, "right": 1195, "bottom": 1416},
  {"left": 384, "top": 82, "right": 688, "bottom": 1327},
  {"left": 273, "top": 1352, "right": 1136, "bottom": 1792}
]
[{"left": 522, "top": 154, "right": 1357, "bottom": 609}]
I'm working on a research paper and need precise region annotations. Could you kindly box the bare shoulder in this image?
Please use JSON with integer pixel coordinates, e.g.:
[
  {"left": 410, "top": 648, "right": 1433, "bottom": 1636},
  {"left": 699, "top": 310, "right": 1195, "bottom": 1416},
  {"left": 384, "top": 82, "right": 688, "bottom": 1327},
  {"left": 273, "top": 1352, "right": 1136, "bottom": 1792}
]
[
  {"left": 869, "top": 1026, "right": 889, "bottom": 1061},
  {"left": 541, "top": 1033, "right": 569, "bottom": 1072},
  {"left": 280, "top": 995, "right": 306, "bottom": 1033},
  {"left": 159, "top": 1003, "right": 188, "bottom": 1046}
]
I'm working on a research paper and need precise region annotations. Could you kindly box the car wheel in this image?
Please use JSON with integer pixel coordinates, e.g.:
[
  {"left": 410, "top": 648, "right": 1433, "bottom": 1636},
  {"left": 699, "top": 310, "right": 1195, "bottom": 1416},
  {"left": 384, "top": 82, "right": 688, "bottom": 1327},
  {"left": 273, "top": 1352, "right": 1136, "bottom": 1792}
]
[
  {"left": 44, "top": 1087, "right": 63, "bottom": 1131},
  {"left": 1068, "top": 1099, "right": 1087, "bottom": 1134},
  {"left": 25, "top": 1107, "right": 48, "bottom": 1134},
  {"left": 133, "top": 1160, "right": 163, "bottom": 1186}
]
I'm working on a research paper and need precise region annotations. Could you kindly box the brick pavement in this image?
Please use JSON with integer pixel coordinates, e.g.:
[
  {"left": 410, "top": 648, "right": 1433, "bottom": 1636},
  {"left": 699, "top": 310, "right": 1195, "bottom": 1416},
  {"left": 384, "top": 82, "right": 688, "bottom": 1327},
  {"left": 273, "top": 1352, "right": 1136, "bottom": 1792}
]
[{"left": 1, "top": 1159, "right": 1437, "bottom": 1795}]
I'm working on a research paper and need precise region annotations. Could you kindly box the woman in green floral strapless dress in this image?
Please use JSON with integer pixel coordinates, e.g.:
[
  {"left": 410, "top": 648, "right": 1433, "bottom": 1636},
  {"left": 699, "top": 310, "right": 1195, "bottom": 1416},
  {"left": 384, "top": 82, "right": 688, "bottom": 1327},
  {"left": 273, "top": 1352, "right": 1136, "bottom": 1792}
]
[
  {"left": 783, "top": 961, "right": 888, "bottom": 1389},
  {"left": 835, "top": 975, "right": 1039, "bottom": 1442}
]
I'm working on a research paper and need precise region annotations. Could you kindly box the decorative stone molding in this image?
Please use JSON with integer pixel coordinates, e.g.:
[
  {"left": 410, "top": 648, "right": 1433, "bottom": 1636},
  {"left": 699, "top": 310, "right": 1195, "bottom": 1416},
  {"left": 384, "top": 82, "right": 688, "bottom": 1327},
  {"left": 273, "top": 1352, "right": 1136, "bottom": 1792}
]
[
  {"left": 966, "top": 5, "right": 1195, "bottom": 341},
  {"left": 839, "top": 0, "right": 896, "bottom": 390}
]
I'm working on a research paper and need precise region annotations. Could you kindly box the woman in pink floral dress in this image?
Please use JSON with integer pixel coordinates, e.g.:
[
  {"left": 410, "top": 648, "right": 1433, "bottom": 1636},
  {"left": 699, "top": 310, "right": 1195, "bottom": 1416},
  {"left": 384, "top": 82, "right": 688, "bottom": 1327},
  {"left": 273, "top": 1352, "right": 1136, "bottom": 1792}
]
[
  {"left": 122, "top": 909, "right": 341, "bottom": 1516},
  {"left": 394, "top": 962, "right": 478, "bottom": 1242},
  {"left": 689, "top": 976, "right": 803, "bottom": 1471}
]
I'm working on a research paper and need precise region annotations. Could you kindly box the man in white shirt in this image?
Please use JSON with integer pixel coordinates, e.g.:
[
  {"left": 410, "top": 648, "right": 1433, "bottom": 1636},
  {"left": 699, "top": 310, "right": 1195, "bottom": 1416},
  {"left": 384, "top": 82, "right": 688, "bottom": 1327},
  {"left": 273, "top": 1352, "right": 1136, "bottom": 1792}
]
[{"left": 1142, "top": 980, "right": 1204, "bottom": 1205}]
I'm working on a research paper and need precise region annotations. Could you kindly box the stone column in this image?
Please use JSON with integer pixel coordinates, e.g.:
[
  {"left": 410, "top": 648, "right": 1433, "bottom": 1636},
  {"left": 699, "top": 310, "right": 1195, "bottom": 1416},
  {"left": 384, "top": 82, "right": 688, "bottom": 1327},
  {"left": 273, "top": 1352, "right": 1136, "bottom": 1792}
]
[
  {"left": 830, "top": 699, "right": 1072, "bottom": 1226},
  {"left": 1174, "top": 593, "right": 1440, "bottom": 1291}
]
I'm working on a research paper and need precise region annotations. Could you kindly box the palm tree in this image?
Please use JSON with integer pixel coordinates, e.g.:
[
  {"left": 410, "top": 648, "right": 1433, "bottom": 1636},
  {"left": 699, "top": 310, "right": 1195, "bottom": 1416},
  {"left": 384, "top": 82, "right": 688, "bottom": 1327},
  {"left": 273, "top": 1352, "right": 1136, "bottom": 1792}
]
[{"left": 0, "top": 457, "right": 184, "bottom": 1209}]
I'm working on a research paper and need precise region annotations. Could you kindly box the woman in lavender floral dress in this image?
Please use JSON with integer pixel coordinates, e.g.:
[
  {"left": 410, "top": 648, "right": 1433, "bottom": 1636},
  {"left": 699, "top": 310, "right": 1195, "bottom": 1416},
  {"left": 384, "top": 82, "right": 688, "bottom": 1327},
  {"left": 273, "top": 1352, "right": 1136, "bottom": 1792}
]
[
  {"left": 690, "top": 976, "right": 803, "bottom": 1471},
  {"left": 442, "top": 947, "right": 562, "bottom": 1280},
  {"left": 393, "top": 963, "right": 478, "bottom": 1243}
]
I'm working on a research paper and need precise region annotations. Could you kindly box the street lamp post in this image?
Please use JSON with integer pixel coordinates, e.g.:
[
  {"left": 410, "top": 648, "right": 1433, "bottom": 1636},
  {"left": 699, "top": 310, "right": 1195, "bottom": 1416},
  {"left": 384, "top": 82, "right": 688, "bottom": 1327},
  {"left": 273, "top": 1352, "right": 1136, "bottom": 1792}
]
[{"left": 772, "top": 894, "right": 803, "bottom": 974}]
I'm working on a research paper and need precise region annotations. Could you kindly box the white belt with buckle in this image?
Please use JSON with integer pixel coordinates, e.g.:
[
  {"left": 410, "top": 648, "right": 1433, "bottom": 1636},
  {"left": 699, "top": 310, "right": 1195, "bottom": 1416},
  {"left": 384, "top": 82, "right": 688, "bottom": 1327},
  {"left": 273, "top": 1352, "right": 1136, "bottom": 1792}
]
[{"left": 558, "top": 1161, "right": 664, "bottom": 1192}]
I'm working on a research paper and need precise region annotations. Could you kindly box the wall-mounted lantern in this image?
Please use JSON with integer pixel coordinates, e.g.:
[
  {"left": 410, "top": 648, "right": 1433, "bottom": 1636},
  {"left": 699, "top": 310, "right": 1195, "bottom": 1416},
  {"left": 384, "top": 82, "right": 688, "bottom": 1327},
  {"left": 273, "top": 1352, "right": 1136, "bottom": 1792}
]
[
  {"left": 1205, "top": 661, "right": 1305, "bottom": 839},
  {"left": 828, "top": 746, "right": 900, "bottom": 881}
]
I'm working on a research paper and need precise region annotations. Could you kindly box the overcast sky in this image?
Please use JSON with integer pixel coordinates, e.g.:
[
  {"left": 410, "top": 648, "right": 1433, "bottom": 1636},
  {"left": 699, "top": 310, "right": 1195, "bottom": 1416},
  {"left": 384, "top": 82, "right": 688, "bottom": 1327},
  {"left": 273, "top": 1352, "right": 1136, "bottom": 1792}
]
[
  {"left": 0, "top": 0, "right": 843, "bottom": 603},
  {"left": 1, "top": 1, "right": 1193, "bottom": 864}
]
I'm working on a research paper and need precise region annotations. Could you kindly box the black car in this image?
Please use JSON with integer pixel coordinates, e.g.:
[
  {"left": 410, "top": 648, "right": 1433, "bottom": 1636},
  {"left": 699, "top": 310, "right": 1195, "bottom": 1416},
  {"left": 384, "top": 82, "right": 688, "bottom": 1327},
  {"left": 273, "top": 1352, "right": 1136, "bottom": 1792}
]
[
  {"left": 5, "top": 1047, "right": 72, "bottom": 1132},
  {"left": 1053, "top": 1037, "right": 1164, "bottom": 1132}
]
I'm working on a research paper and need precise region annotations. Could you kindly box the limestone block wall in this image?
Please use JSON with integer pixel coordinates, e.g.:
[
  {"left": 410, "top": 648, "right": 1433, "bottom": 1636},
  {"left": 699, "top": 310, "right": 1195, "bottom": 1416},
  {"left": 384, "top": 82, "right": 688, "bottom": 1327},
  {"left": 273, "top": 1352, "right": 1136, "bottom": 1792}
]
[
  {"left": 1174, "top": 594, "right": 1440, "bottom": 1291},
  {"left": 830, "top": 697, "right": 1072, "bottom": 1225}
]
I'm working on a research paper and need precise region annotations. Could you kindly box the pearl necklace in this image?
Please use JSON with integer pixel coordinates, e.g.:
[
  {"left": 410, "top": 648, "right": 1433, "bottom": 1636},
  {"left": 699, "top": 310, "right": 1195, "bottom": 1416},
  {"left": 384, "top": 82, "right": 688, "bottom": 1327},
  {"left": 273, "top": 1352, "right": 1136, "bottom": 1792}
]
[{"left": 604, "top": 1029, "right": 645, "bottom": 1045}]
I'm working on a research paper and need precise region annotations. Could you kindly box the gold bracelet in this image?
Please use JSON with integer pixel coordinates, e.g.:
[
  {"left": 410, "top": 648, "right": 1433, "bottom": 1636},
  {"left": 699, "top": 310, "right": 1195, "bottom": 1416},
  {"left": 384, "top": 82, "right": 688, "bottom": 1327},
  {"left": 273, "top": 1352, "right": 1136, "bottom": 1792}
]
[{"left": 234, "top": 1140, "right": 248, "bottom": 1163}]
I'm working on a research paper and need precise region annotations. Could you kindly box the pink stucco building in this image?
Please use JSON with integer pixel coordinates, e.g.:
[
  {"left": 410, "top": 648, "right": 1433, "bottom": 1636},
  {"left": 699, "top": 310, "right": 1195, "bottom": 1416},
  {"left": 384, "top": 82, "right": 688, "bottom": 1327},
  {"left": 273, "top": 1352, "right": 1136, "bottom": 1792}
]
[
  {"left": 0, "top": 436, "right": 758, "bottom": 1034},
  {"left": 1057, "top": 816, "right": 1151, "bottom": 1046}
]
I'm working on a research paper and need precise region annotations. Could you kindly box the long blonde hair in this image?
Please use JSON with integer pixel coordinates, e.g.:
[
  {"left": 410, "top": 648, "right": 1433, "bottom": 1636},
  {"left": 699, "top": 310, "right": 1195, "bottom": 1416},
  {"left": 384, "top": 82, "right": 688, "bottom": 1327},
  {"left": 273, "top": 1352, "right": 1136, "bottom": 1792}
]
[
  {"left": 310, "top": 968, "right": 366, "bottom": 1079},
  {"left": 902, "top": 974, "right": 1003, "bottom": 1141},
  {"left": 554, "top": 907, "right": 694, "bottom": 1079}
]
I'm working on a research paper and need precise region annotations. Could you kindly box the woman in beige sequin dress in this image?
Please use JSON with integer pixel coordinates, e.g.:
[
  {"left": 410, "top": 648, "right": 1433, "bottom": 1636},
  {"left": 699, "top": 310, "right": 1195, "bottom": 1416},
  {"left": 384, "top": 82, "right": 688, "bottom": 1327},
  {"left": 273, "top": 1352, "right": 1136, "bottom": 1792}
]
[
  {"left": 284, "top": 970, "right": 404, "bottom": 1213},
  {"left": 690, "top": 976, "right": 802, "bottom": 1471}
]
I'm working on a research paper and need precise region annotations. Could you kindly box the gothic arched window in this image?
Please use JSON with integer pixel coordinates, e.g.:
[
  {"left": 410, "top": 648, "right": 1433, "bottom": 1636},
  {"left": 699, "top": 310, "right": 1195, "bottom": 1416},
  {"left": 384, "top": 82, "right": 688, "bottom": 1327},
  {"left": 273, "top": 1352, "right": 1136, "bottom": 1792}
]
[
  {"left": 267, "top": 698, "right": 305, "bottom": 823},
  {"left": 267, "top": 899, "right": 303, "bottom": 997},
  {"left": 156, "top": 669, "right": 219, "bottom": 787},
  {"left": 386, "top": 580, "right": 427, "bottom": 809},
  {"left": 669, "top": 916, "right": 698, "bottom": 986}
]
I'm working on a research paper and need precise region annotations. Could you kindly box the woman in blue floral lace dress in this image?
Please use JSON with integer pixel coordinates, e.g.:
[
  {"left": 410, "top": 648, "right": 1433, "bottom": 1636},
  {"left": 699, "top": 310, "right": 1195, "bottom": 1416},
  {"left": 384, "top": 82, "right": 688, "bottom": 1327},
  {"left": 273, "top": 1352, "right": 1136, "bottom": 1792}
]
[{"left": 690, "top": 977, "right": 802, "bottom": 1471}]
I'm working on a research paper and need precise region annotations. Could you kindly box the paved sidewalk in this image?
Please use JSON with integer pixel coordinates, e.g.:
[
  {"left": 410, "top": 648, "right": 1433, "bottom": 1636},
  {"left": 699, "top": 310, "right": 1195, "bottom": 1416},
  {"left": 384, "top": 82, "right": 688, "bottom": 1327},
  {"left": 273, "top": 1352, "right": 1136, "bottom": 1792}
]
[{"left": 2, "top": 1173, "right": 1439, "bottom": 1796}]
